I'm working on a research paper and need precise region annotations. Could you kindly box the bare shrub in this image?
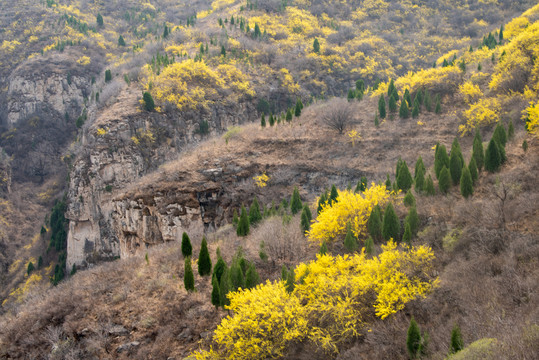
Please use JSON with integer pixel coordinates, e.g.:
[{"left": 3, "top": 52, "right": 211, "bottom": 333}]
[
  {"left": 98, "top": 80, "right": 124, "bottom": 107},
  {"left": 320, "top": 97, "right": 356, "bottom": 134}
]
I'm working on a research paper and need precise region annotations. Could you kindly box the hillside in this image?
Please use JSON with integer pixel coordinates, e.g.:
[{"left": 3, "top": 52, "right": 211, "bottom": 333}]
[{"left": 0, "top": 0, "right": 538, "bottom": 359}]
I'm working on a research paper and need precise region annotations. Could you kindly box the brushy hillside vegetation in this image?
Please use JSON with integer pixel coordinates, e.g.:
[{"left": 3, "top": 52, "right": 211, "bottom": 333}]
[{"left": 0, "top": 0, "right": 538, "bottom": 359}]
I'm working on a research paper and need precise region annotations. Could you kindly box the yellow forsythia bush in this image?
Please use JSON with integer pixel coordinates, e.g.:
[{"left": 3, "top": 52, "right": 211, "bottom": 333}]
[
  {"left": 459, "top": 97, "right": 501, "bottom": 135},
  {"left": 523, "top": 102, "right": 539, "bottom": 138},
  {"left": 193, "top": 242, "right": 438, "bottom": 359},
  {"left": 308, "top": 184, "right": 392, "bottom": 244}
]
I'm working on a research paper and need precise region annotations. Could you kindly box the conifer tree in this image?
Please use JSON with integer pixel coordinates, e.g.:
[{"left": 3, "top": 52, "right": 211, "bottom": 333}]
[
  {"left": 27, "top": 261, "right": 35, "bottom": 276},
  {"left": 414, "top": 156, "right": 425, "bottom": 178},
  {"left": 397, "top": 161, "right": 413, "bottom": 191},
  {"left": 522, "top": 139, "right": 528, "bottom": 152},
  {"left": 478, "top": 63, "right": 482, "bottom": 71},
  {"left": 388, "top": 79, "right": 395, "bottom": 97},
  {"left": 118, "top": 35, "right": 125, "bottom": 46},
  {"left": 163, "top": 25, "right": 169, "bottom": 39},
  {"left": 404, "top": 89, "right": 412, "bottom": 108},
  {"left": 219, "top": 267, "right": 231, "bottom": 307},
  {"left": 508, "top": 120, "right": 514, "bottom": 140},
  {"left": 367, "top": 204, "right": 383, "bottom": 242},
  {"left": 374, "top": 111, "right": 380, "bottom": 127},
  {"left": 402, "top": 222, "right": 412, "bottom": 247},
  {"left": 449, "top": 150, "right": 463, "bottom": 186},
  {"left": 425, "top": 174, "right": 436, "bottom": 196},
  {"left": 261, "top": 113, "right": 266, "bottom": 127},
  {"left": 254, "top": 23, "right": 261, "bottom": 38},
  {"left": 435, "top": 143, "right": 450, "bottom": 179},
  {"left": 424, "top": 89, "right": 432, "bottom": 112},
  {"left": 221, "top": 45, "right": 226, "bottom": 56},
  {"left": 319, "top": 240, "right": 328, "bottom": 255},
  {"left": 236, "top": 205, "right": 250, "bottom": 236},
  {"left": 468, "top": 157, "right": 478, "bottom": 184},
  {"left": 365, "top": 236, "right": 374, "bottom": 256},
  {"left": 96, "top": 13, "right": 104, "bottom": 27},
  {"left": 493, "top": 122, "right": 507, "bottom": 147},
  {"left": 388, "top": 95, "right": 397, "bottom": 113},
  {"left": 286, "top": 108, "right": 293, "bottom": 122},
  {"left": 269, "top": 113, "right": 275, "bottom": 126},
  {"left": 378, "top": 95, "right": 387, "bottom": 119},
  {"left": 404, "top": 191, "right": 416, "bottom": 207},
  {"left": 435, "top": 94, "right": 442, "bottom": 114},
  {"left": 198, "top": 237, "right": 212, "bottom": 276},
  {"left": 485, "top": 138, "right": 502, "bottom": 172},
  {"left": 391, "top": 88, "right": 399, "bottom": 102},
  {"left": 230, "top": 260, "right": 245, "bottom": 290},
  {"left": 143, "top": 92, "right": 155, "bottom": 112},
  {"left": 399, "top": 99, "right": 409, "bottom": 119},
  {"left": 317, "top": 193, "right": 326, "bottom": 215},
  {"left": 382, "top": 203, "right": 400, "bottom": 242},
  {"left": 406, "top": 206, "right": 419, "bottom": 235},
  {"left": 313, "top": 38, "right": 320, "bottom": 53},
  {"left": 450, "top": 324, "right": 464, "bottom": 354},
  {"left": 329, "top": 184, "right": 338, "bottom": 206},
  {"left": 347, "top": 89, "right": 355, "bottom": 101},
  {"left": 232, "top": 209, "right": 239, "bottom": 228},
  {"left": 356, "top": 79, "right": 365, "bottom": 94},
  {"left": 295, "top": 99, "right": 302, "bottom": 117},
  {"left": 472, "top": 129, "right": 484, "bottom": 171},
  {"left": 184, "top": 257, "right": 195, "bottom": 292},
  {"left": 285, "top": 270, "right": 295, "bottom": 293},
  {"left": 249, "top": 197, "right": 262, "bottom": 225},
  {"left": 344, "top": 222, "right": 358, "bottom": 252},
  {"left": 70, "top": 264, "right": 77, "bottom": 276},
  {"left": 212, "top": 256, "right": 227, "bottom": 284},
  {"left": 245, "top": 263, "right": 260, "bottom": 289},
  {"left": 385, "top": 174, "right": 392, "bottom": 189},
  {"left": 300, "top": 205, "right": 312, "bottom": 234},
  {"left": 499, "top": 24, "right": 504, "bottom": 42},
  {"left": 181, "top": 232, "right": 192, "bottom": 258},
  {"left": 460, "top": 165, "right": 473, "bottom": 198},
  {"left": 38, "top": 255, "right": 43, "bottom": 269},
  {"left": 211, "top": 275, "right": 220, "bottom": 309},
  {"left": 412, "top": 100, "right": 420, "bottom": 118},
  {"left": 105, "top": 69, "right": 112, "bottom": 82},
  {"left": 438, "top": 166, "right": 451, "bottom": 194},
  {"left": 407, "top": 318, "right": 422, "bottom": 359},
  {"left": 290, "top": 187, "right": 303, "bottom": 214},
  {"left": 415, "top": 167, "right": 425, "bottom": 194}
]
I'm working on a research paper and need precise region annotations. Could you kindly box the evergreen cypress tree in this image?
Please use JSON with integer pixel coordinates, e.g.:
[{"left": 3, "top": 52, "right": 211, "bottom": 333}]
[
  {"left": 378, "top": 95, "right": 386, "bottom": 119},
  {"left": 435, "top": 94, "right": 442, "bottom": 114},
  {"left": 249, "top": 197, "right": 262, "bottom": 225},
  {"left": 198, "top": 237, "right": 212, "bottom": 276},
  {"left": 522, "top": 139, "right": 528, "bottom": 152},
  {"left": 285, "top": 270, "right": 295, "bottom": 293},
  {"left": 382, "top": 203, "right": 400, "bottom": 242},
  {"left": 96, "top": 13, "right": 104, "bottom": 27},
  {"left": 269, "top": 113, "right": 275, "bottom": 126},
  {"left": 472, "top": 129, "right": 484, "bottom": 171},
  {"left": 286, "top": 108, "right": 293, "bottom": 122},
  {"left": 365, "top": 236, "right": 374, "bottom": 256},
  {"left": 184, "top": 257, "right": 195, "bottom": 292},
  {"left": 412, "top": 95, "right": 420, "bottom": 118},
  {"left": 344, "top": 222, "right": 358, "bottom": 252},
  {"left": 290, "top": 187, "right": 303, "bottom": 214},
  {"left": 295, "top": 99, "right": 302, "bottom": 117},
  {"left": 402, "top": 222, "right": 412, "bottom": 247},
  {"left": 319, "top": 240, "right": 328, "bottom": 255},
  {"left": 508, "top": 120, "right": 514, "bottom": 140},
  {"left": 406, "top": 206, "right": 419, "bottom": 235},
  {"left": 449, "top": 150, "right": 463, "bottom": 186},
  {"left": 347, "top": 89, "right": 355, "bottom": 101},
  {"left": 300, "top": 205, "right": 312, "bottom": 234},
  {"left": 460, "top": 165, "right": 474, "bottom": 198},
  {"left": 27, "top": 261, "right": 35, "bottom": 276},
  {"left": 485, "top": 138, "right": 502, "bottom": 172},
  {"left": 261, "top": 113, "right": 266, "bottom": 127},
  {"left": 374, "top": 111, "right": 380, "bottom": 127},
  {"left": 356, "top": 79, "right": 365, "bottom": 94},
  {"left": 468, "top": 157, "right": 478, "bottom": 184},
  {"left": 38, "top": 255, "right": 43, "bottom": 269},
  {"left": 313, "top": 38, "right": 320, "bottom": 53},
  {"left": 425, "top": 174, "right": 435, "bottom": 196},
  {"left": 388, "top": 79, "right": 395, "bottom": 97},
  {"left": 404, "top": 191, "right": 416, "bottom": 207},
  {"left": 329, "top": 184, "right": 338, "bottom": 206},
  {"left": 118, "top": 35, "right": 125, "bottom": 46},
  {"left": 450, "top": 324, "right": 464, "bottom": 354},
  {"left": 232, "top": 209, "right": 239, "bottom": 227},
  {"left": 245, "top": 263, "right": 260, "bottom": 289},
  {"left": 415, "top": 166, "right": 425, "bottom": 193},
  {"left": 424, "top": 89, "right": 432, "bottom": 112},
  {"left": 105, "top": 69, "right": 112, "bottom": 82},
  {"left": 407, "top": 318, "right": 422, "bottom": 359},
  {"left": 211, "top": 275, "right": 221, "bottom": 309},
  {"left": 219, "top": 267, "right": 231, "bottom": 307},
  {"left": 478, "top": 63, "right": 482, "bottom": 71},
  {"left": 438, "top": 166, "right": 451, "bottom": 194},
  {"left": 499, "top": 24, "right": 504, "bottom": 42},
  {"left": 399, "top": 99, "right": 409, "bottom": 118},
  {"left": 70, "top": 264, "right": 77, "bottom": 276},
  {"left": 317, "top": 193, "right": 326, "bottom": 215},
  {"left": 388, "top": 95, "right": 397, "bottom": 113},
  {"left": 404, "top": 89, "right": 412, "bottom": 108},
  {"left": 397, "top": 161, "right": 413, "bottom": 191},
  {"left": 435, "top": 144, "right": 450, "bottom": 179},
  {"left": 391, "top": 88, "right": 399, "bottom": 102},
  {"left": 230, "top": 260, "right": 245, "bottom": 290},
  {"left": 212, "top": 256, "right": 227, "bottom": 284},
  {"left": 143, "top": 92, "right": 155, "bottom": 112},
  {"left": 414, "top": 156, "right": 425, "bottom": 178},
  {"left": 367, "top": 204, "right": 383, "bottom": 242},
  {"left": 221, "top": 45, "right": 226, "bottom": 56},
  {"left": 385, "top": 174, "right": 392, "bottom": 189},
  {"left": 163, "top": 25, "right": 169, "bottom": 39},
  {"left": 236, "top": 205, "right": 250, "bottom": 236},
  {"left": 181, "top": 232, "right": 192, "bottom": 258},
  {"left": 493, "top": 122, "right": 507, "bottom": 147}
]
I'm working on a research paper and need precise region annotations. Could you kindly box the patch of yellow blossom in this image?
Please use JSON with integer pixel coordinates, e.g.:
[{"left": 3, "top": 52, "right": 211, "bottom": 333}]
[
  {"left": 459, "top": 97, "right": 501, "bottom": 135},
  {"left": 347, "top": 130, "right": 361, "bottom": 147},
  {"left": 194, "top": 242, "right": 438, "bottom": 359},
  {"left": 279, "top": 68, "right": 300, "bottom": 94},
  {"left": 308, "top": 184, "right": 392, "bottom": 244},
  {"left": 253, "top": 173, "right": 269, "bottom": 188},
  {"left": 76, "top": 56, "right": 91, "bottom": 66},
  {"left": 523, "top": 102, "right": 539, "bottom": 138},
  {"left": 1, "top": 40, "right": 21, "bottom": 53},
  {"left": 458, "top": 81, "right": 483, "bottom": 103},
  {"left": 96, "top": 128, "right": 108, "bottom": 136}
]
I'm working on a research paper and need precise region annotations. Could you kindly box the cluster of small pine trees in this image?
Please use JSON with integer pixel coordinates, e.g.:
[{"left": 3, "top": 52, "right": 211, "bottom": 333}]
[
  {"left": 182, "top": 233, "right": 212, "bottom": 292},
  {"left": 260, "top": 99, "right": 302, "bottom": 128},
  {"left": 406, "top": 318, "right": 464, "bottom": 359},
  {"left": 347, "top": 79, "right": 365, "bottom": 101}
]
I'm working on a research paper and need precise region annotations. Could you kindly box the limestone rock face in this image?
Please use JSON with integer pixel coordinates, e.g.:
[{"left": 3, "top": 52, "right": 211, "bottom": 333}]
[{"left": 66, "top": 86, "right": 257, "bottom": 269}]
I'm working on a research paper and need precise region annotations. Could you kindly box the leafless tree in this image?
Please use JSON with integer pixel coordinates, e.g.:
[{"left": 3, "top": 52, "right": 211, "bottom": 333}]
[{"left": 320, "top": 98, "right": 355, "bottom": 134}]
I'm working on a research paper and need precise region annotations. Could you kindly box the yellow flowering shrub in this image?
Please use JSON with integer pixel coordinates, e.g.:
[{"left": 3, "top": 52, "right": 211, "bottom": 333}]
[
  {"left": 76, "top": 56, "right": 91, "bottom": 66},
  {"left": 194, "top": 242, "right": 438, "bottom": 358},
  {"left": 459, "top": 97, "right": 501, "bottom": 135},
  {"left": 523, "top": 102, "right": 539, "bottom": 138},
  {"left": 395, "top": 66, "right": 463, "bottom": 96},
  {"left": 308, "top": 184, "right": 392, "bottom": 244},
  {"left": 458, "top": 81, "right": 483, "bottom": 103}
]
